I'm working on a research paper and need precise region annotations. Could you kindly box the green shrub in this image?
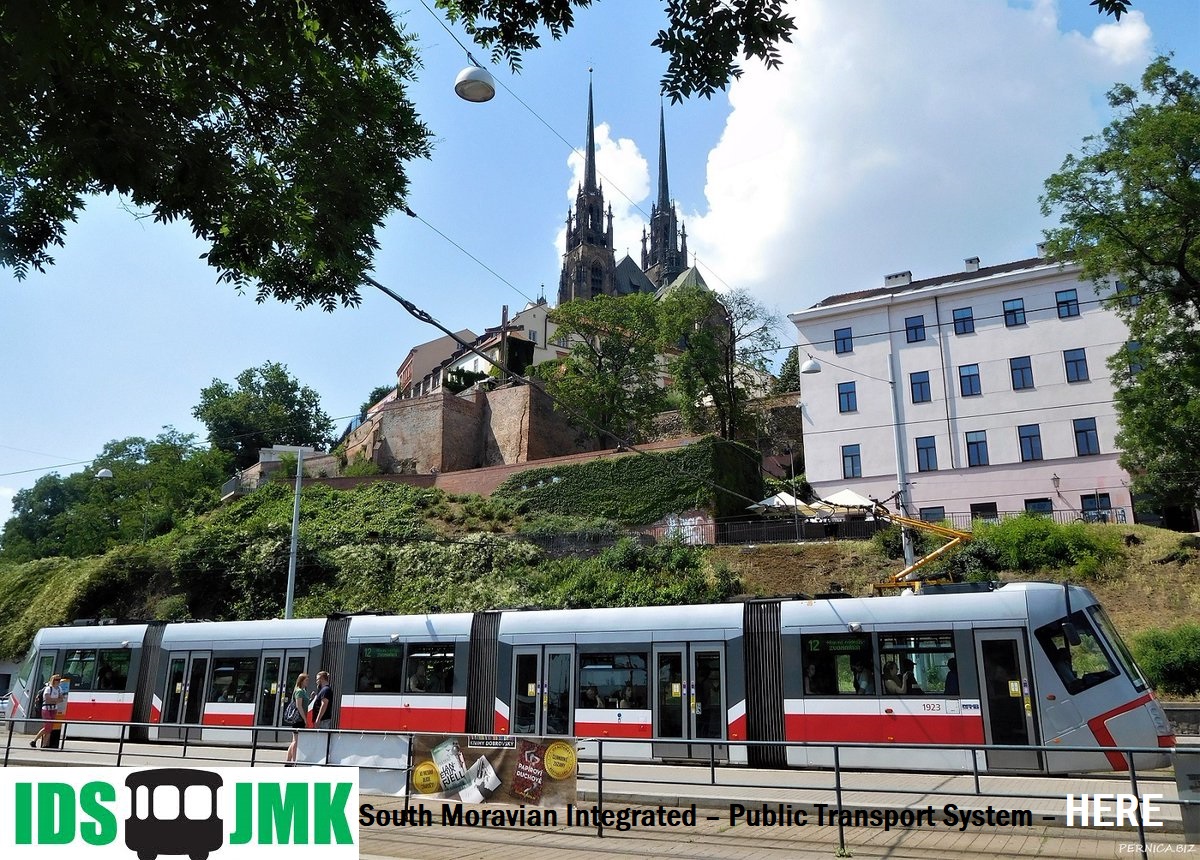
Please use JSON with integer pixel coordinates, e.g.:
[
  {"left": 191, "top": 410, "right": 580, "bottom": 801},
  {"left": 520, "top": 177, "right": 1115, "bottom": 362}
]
[
  {"left": 1132, "top": 625, "right": 1200, "bottom": 697},
  {"left": 973, "top": 515, "right": 1122, "bottom": 573},
  {"left": 938, "top": 540, "right": 1004, "bottom": 581},
  {"left": 871, "top": 524, "right": 942, "bottom": 560},
  {"left": 342, "top": 453, "right": 382, "bottom": 477}
]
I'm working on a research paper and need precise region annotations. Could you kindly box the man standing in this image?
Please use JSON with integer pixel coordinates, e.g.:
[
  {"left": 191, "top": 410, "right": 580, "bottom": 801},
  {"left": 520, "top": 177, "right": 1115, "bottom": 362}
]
[{"left": 310, "top": 670, "right": 333, "bottom": 730}]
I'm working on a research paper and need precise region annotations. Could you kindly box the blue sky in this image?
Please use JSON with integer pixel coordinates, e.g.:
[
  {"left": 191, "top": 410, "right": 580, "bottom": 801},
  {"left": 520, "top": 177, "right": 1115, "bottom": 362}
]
[{"left": 1, "top": 0, "right": 1198, "bottom": 524}]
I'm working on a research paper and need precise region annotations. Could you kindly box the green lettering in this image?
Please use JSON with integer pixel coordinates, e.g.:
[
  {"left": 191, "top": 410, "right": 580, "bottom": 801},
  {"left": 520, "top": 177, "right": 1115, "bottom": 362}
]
[
  {"left": 230, "top": 783, "right": 254, "bottom": 845},
  {"left": 258, "top": 783, "right": 309, "bottom": 844},
  {"left": 79, "top": 782, "right": 116, "bottom": 845},
  {"left": 38, "top": 784, "right": 75, "bottom": 844},
  {"left": 313, "top": 783, "right": 353, "bottom": 845},
  {"left": 16, "top": 783, "right": 31, "bottom": 844}
]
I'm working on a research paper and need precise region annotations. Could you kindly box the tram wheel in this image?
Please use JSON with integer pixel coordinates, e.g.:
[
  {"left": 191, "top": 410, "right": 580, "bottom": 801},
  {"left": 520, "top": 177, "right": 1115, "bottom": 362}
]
[
  {"left": 137, "top": 852, "right": 156, "bottom": 860},
  {"left": 190, "top": 854, "right": 208, "bottom": 860}
]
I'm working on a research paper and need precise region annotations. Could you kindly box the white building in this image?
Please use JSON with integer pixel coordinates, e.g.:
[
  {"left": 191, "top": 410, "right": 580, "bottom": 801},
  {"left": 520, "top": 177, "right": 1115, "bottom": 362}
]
[{"left": 790, "top": 249, "right": 1139, "bottom": 524}]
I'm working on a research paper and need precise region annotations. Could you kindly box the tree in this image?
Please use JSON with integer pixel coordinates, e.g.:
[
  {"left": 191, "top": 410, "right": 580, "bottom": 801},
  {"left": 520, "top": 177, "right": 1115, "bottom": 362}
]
[
  {"left": 530, "top": 293, "right": 667, "bottom": 444},
  {"left": 0, "top": 429, "right": 231, "bottom": 560},
  {"left": 193, "top": 362, "right": 334, "bottom": 469},
  {"left": 659, "top": 286, "right": 780, "bottom": 440},
  {"left": 773, "top": 346, "right": 801, "bottom": 395},
  {"left": 1040, "top": 56, "right": 1200, "bottom": 510},
  {"left": 360, "top": 384, "right": 395, "bottom": 416}
]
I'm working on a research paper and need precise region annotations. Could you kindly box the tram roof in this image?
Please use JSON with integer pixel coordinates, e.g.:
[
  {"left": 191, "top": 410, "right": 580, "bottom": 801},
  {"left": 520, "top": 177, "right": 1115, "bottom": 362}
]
[
  {"left": 160, "top": 617, "right": 326, "bottom": 647},
  {"left": 498, "top": 603, "right": 744, "bottom": 637},
  {"left": 35, "top": 623, "right": 149, "bottom": 649},
  {"left": 347, "top": 613, "right": 474, "bottom": 640}
]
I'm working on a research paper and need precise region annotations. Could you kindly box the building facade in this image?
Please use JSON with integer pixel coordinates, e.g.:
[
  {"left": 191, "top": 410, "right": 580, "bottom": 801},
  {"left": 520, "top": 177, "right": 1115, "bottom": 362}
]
[{"left": 790, "top": 250, "right": 1138, "bottom": 523}]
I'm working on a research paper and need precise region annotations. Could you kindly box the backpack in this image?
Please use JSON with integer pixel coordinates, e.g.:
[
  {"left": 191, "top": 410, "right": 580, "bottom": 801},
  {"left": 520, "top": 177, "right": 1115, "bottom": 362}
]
[{"left": 31, "top": 686, "right": 44, "bottom": 719}]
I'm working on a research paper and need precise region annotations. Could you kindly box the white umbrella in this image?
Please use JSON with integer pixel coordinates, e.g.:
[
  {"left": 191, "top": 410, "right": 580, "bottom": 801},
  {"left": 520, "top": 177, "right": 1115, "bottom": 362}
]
[
  {"left": 748, "top": 493, "right": 823, "bottom": 517},
  {"left": 820, "top": 489, "right": 877, "bottom": 509}
]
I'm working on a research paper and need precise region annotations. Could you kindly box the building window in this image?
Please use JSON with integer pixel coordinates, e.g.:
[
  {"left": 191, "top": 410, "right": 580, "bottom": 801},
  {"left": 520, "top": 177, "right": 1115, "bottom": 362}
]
[
  {"left": 1064, "top": 348, "right": 1089, "bottom": 382},
  {"left": 1074, "top": 417, "right": 1100, "bottom": 456},
  {"left": 1003, "top": 298, "right": 1026, "bottom": 327},
  {"left": 905, "top": 315, "right": 926, "bottom": 343},
  {"left": 1081, "top": 493, "right": 1112, "bottom": 515},
  {"left": 838, "top": 381, "right": 857, "bottom": 413},
  {"left": 1056, "top": 289, "right": 1080, "bottom": 318},
  {"left": 529, "top": 330, "right": 538, "bottom": 344},
  {"left": 835, "top": 327, "right": 853, "bottom": 354},
  {"left": 915, "top": 436, "right": 938, "bottom": 472},
  {"left": 966, "top": 430, "right": 989, "bottom": 467},
  {"left": 842, "top": 444, "right": 862, "bottom": 479},
  {"left": 959, "top": 364, "right": 981, "bottom": 397},
  {"left": 1126, "top": 341, "right": 1143, "bottom": 376},
  {"left": 1025, "top": 498, "right": 1053, "bottom": 515},
  {"left": 1009, "top": 356, "right": 1034, "bottom": 390},
  {"left": 1018, "top": 424, "right": 1043, "bottom": 462},
  {"left": 952, "top": 307, "right": 974, "bottom": 335},
  {"left": 910, "top": 371, "right": 931, "bottom": 404},
  {"left": 919, "top": 507, "right": 946, "bottom": 523},
  {"left": 1116, "top": 281, "right": 1141, "bottom": 308},
  {"left": 969, "top": 502, "right": 998, "bottom": 521}
]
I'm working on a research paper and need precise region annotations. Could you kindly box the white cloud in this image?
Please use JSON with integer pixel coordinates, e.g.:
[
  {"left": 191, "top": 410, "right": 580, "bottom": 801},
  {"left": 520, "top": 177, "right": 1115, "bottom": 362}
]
[
  {"left": 684, "top": 0, "right": 1154, "bottom": 324},
  {"left": 556, "top": 122, "right": 651, "bottom": 264}
]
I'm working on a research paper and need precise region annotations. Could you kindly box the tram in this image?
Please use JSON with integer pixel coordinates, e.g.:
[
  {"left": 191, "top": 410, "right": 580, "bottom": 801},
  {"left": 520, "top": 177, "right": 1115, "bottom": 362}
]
[{"left": 6, "top": 581, "right": 1174, "bottom": 773}]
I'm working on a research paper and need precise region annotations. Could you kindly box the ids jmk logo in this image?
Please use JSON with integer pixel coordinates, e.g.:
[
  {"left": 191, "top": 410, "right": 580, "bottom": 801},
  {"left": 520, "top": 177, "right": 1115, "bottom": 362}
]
[{"left": 7, "top": 767, "right": 358, "bottom": 860}]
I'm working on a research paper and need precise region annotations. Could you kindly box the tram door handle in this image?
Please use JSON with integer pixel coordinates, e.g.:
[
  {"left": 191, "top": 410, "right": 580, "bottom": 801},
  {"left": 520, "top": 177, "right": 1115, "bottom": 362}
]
[
  {"left": 689, "top": 682, "right": 696, "bottom": 714},
  {"left": 539, "top": 683, "right": 547, "bottom": 712}
]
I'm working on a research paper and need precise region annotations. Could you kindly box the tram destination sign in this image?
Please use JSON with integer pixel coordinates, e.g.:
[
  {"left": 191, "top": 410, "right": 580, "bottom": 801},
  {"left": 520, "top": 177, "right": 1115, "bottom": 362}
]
[{"left": 0, "top": 767, "right": 358, "bottom": 859}]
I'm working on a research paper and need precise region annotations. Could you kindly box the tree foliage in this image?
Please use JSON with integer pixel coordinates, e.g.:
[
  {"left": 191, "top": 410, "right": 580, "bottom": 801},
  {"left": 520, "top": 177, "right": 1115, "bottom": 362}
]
[
  {"left": 0, "top": 429, "right": 230, "bottom": 561},
  {"left": 0, "top": 2, "right": 431, "bottom": 309},
  {"left": 192, "top": 361, "right": 334, "bottom": 469},
  {"left": 772, "top": 346, "right": 801, "bottom": 395},
  {"left": 1040, "top": 56, "right": 1200, "bottom": 508},
  {"left": 531, "top": 293, "right": 667, "bottom": 444},
  {"left": 360, "top": 383, "right": 395, "bottom": 416},
  {"left": 659, "top": 285, "right": 779, "bottom": 440}
]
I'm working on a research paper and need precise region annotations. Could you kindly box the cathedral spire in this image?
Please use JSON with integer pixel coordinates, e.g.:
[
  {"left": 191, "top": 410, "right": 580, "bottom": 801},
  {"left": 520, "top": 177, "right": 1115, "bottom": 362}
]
[
  {"left": 656, "top": 102, "right": 670, "bottom": 211},
  {"left": 584, "top": 73, "right": 597, "bottom": 194}
]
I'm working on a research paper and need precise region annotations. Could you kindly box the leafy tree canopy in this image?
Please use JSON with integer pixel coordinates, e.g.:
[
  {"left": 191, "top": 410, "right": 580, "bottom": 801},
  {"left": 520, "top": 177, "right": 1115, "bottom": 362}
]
[
  {"left": 773, "top": 346, "right": 801, "bottom": 395},
  {"left": 531, "top": 293, "right": 667, "bottom": 443},
  {"left": 1041, "top": 55, "right": 1200, "bottom": 509},
  {"left": 360, "top": 383, "right": 396, "bottom": 416},
  {"left": 192, "top": 361, "right": 334, "bottom": 469},
  {"left": 0, "top": 429, "right": 230, "bottom": 561}
]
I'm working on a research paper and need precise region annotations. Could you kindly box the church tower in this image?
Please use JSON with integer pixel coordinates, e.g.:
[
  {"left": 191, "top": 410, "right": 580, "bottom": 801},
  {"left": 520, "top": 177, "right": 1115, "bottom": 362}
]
[
  {"left": 641, "top": 104, "right": 687, "bottom": 290},
  {"left": 558, "top": 81, "right": 618, "bottom": 306}
]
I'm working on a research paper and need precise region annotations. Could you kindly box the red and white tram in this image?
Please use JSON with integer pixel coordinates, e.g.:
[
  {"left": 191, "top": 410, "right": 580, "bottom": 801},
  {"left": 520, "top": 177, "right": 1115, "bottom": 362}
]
[{"left": 6, "top": 581, "right": 1174, "bottom": 772}]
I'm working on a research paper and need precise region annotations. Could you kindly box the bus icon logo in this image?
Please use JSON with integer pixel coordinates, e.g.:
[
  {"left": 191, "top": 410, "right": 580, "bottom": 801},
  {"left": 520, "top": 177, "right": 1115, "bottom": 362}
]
[{"left": 126, "top": 769, "right": 224, "bottom": 860}]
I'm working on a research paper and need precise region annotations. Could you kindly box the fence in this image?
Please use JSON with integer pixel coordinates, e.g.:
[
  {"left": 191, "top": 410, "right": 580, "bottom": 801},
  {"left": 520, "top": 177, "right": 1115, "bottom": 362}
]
[{"left": 2, "top": 718, "right": 1193, "bottom": 855}]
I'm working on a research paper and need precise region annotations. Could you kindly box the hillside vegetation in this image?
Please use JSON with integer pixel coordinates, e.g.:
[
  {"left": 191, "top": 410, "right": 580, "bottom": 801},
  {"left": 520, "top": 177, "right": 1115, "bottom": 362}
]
[{"left": 1, "top": 470, "right": 1197, "bottom": 694}]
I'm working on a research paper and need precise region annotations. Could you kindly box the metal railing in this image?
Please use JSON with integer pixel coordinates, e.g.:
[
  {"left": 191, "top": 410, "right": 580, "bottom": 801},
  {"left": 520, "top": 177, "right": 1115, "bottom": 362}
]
[{"left": 4, "top": 718, "right": 1191, "bottom": 856}]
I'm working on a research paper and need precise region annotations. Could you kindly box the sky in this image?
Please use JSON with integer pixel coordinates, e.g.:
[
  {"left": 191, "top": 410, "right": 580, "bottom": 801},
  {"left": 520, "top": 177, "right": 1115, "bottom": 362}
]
[{"left": 1, "top": 0, "right": 1198, "bottom": 525}]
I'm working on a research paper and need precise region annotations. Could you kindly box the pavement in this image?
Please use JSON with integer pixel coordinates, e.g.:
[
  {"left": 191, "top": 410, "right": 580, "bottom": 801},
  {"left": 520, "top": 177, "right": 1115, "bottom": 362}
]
[{"left": 3, "top": 733, "right": 1197, "bottom": 858}]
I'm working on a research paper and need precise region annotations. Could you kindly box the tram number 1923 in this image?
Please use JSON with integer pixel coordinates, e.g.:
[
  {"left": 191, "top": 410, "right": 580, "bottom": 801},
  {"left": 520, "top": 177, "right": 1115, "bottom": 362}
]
[{"left": 922, "top": 703, "right": 942, "bottom": 712}]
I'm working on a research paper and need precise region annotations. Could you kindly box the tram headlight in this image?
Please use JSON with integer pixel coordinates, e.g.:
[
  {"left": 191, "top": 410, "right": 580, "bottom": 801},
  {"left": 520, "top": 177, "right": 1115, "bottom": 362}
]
[{"left": 1147, "top": 700, "right": 1171, "bottom": 736}]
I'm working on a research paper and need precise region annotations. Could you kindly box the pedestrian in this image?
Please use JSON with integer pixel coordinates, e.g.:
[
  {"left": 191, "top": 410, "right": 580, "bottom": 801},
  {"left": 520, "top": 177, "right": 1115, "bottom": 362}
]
[
  {"left": 30, "top": 674, "right": 63, "bottom": 748},
  {"left": 285, "top": 672, "right": 310, "bottom": 765},
  {"left": 310, "top": 670, "right": 333, "bottom": 729}
]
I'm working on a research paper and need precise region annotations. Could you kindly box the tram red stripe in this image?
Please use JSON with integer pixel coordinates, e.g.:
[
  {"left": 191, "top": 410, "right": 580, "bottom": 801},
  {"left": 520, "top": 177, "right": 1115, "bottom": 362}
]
[
  {"left": 785, "top": 712, "right": 986, "bottom": 745},
  {"left": 56, "top": 702, "right": 135, "bottom": 723},
  {"left": 201, "top": 712, "right": 255, "bottom": 727},
  {"left": 729, "top": 713, "right": 746, "bottom": 741},
  {"left": 339, "top": 706, "right": 466, "bottom": 733},
  {"left": 1086, "top": 693, "right": 1156, "bottom": 769}
]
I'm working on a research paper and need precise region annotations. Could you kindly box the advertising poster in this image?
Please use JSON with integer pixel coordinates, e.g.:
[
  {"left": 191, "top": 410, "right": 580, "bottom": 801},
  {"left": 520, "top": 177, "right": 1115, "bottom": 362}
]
[{"left": 409, "top": 735, "right": 577, "bottom": 805}]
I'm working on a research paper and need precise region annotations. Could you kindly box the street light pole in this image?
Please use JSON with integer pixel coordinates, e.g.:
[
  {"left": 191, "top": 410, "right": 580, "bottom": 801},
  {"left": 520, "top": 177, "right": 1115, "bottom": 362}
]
[
  {"left": 786, "top": 444, "right": 799, "bottom": 542},
  {"left": 284, "top": 449, "right": 304, "bottom": 620},
  {"left": 801, "top": 351, "right": 914, "bottom": 567}
]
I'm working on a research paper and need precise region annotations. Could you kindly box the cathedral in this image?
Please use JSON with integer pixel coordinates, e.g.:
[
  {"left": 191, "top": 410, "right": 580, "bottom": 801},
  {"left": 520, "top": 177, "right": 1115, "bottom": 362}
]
[{"left": 557, "top": 83, "right": 693, "bottom": 307}]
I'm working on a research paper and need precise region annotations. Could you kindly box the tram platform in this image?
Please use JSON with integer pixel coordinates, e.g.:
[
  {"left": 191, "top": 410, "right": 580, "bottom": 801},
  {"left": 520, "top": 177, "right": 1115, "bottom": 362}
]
[{"left": 4, "top": 736, "right": 1195, "bottom": 858}]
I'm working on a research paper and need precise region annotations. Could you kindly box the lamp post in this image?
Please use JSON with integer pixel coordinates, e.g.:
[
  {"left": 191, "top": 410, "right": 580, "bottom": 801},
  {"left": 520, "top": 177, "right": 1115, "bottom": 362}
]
[
  {"left": 784, "top": 443, "right": 800, "bottom": 542},
  {"left": 800, "top": 353, "right": 915, "bottom": 567},
  {"left": 284, "top": 448, "right": 304, "bottom": 620}
]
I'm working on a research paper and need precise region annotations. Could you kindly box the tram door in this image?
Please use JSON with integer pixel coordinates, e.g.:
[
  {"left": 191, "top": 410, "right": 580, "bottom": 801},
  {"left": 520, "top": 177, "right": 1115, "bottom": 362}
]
[
  {"left": 257, "top": 650, "right": 309, "bottom": 741},
  {"left": 652, "top": 644, "right": 727, "bottom": 760},
  {"left": 974, "top": 630, "right": 1041, "bottom": 771},
  {"left": 511, "top": 646, "right": 573, "bottom": 736},
  {"left": 160, "top": 651, "right": 211, "bottom": 740}
]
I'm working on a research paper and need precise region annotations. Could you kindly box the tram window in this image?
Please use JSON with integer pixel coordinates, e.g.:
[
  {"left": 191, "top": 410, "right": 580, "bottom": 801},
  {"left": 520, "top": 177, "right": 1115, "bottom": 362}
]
[
  {"left": 133, "top": 785, "right": 151, "bottom": 820},
  {"left": 878, "top": 632, "right": 955, "bottom": 695},
  {"left": 63, "top": 649, "right": 97, "bottom": 690},
  {"left": 578, "top": 652, "right": 649, "bottom": 709},
  {"left": 97, "top": 649, "right": 130, "bottom": 690},
  {"left": 152, "top": 785, "right": 180, "bottom": 820},
  {"left": 17, "top": 650, "right": 35, "bottom": 686},
  {"left": 1088, "top": 605, "right": 1147, "bottom": 692},
  {"left": 183, "top": 784, "right": 216, "bottom": 819},
  {"left": 357, "top": 644, "right": 404, "bottom": 693},
  {"left": 800, "top": 634, "right": 874, "bottom": 695},
  {"left": 405, "top": 643, "right": 455, "bottom": 694},
  {"left": 1035, "top": 612, "right": 1118, "bottom": 694},
  {"left": 208, "top": 656, "right": 259, "bottom": 703}
]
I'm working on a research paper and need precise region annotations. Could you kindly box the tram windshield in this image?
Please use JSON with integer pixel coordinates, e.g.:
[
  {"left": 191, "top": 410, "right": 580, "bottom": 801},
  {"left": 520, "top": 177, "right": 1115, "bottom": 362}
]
[
  {"left": 1088, "top": 605, "right": 1148, "bottom": 692},
  {"left": 1035, "top": 610, "right": 1119, "bottom": 694}
]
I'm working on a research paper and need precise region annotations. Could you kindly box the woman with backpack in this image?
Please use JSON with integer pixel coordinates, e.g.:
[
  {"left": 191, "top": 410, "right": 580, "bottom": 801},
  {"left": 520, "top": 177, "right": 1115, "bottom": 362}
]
[{"left": 30, "top": 674, "right": 63, "bottom": 748}]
